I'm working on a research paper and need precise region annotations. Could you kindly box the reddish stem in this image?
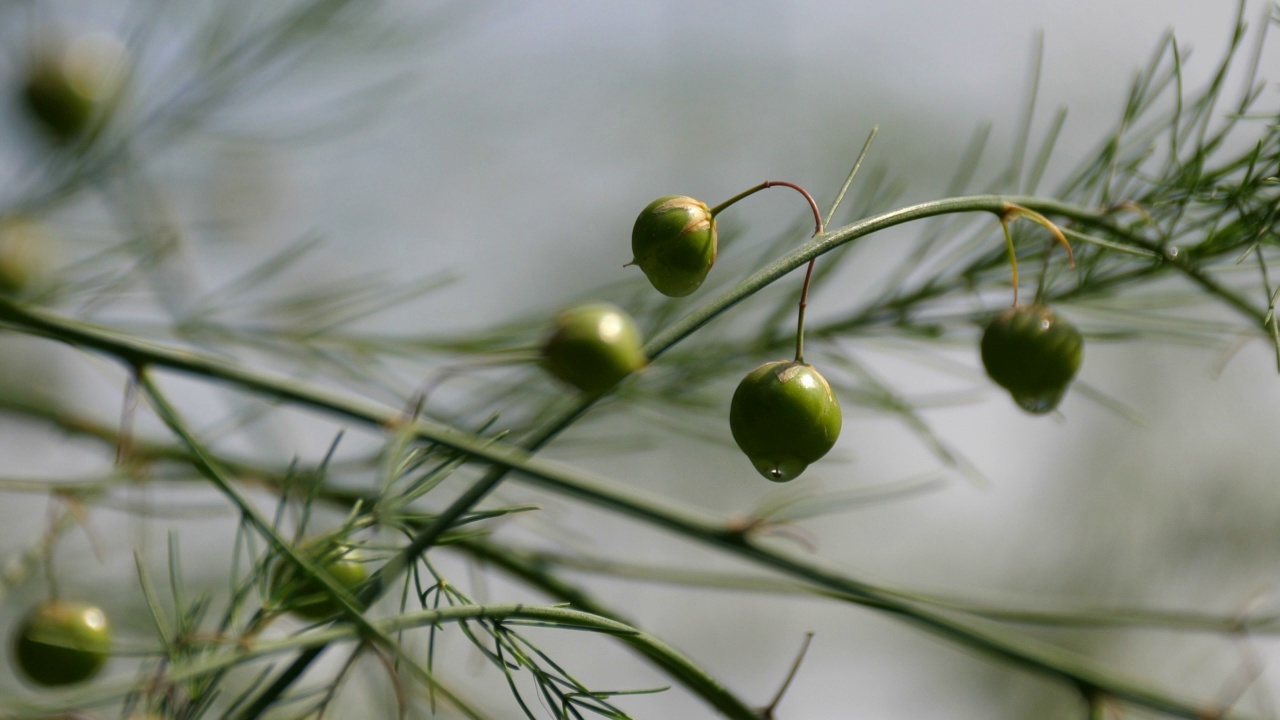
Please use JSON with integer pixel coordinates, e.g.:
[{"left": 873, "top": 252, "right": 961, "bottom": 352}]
[{"left": 707, "top": 180, "right": 825, "bottom": 364}]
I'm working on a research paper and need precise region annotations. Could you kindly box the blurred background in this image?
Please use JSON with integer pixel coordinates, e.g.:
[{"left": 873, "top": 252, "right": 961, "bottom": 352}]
[{"left": 1, "top": 1, "right": 1279, "bottom": 718}]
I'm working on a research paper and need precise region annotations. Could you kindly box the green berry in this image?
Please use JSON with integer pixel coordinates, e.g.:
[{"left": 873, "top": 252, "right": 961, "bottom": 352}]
[
  {"left": 20, "top": 34, "right": 129, "bottom": 144},
  {"left": 13, "top": 600, "right": 112, "bottom": 687},
  {"left": 271, "top": 540, "right": 368, "bottom": 621},
  {"left": 729, "top": 360, "right": 842, "bottom": 482},
  {"left": 980, "top": 304, "right": 1084, "bottom": 414},
  {"left": 0, "top": 216, "right": 49, "bottom": 294},
  {"left": 630, "top": 195, "right": 717, "bottom": 297},
  {"left": 540, "top": 302, "right": 646, "bottom": 395}
]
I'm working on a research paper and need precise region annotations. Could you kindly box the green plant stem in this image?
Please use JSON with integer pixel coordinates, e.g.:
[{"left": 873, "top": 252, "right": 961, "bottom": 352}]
[
  {"left": 2, "top": 603, "right": 687, "bottom": 719},
  {"left": 19, "top": 393, "right": 1272, "bottom": 718},
  {"left": 138, "top": 371, "right": 375, "bottom": 632},
  {"left": 1001, "top": 218, "right": 1020, "bottom": 306},
  {"left": 439, "top": 539, "right": 760, "bottom": 720},
  {"left": 448, "top": 539, "right": 1280, "bottom": 634},
  {"left": 0, "top": 193, "right": 1266, "bottom": 720},
  {"left": 644, "top": 195, "right": 1265, "bottom": 363},
  {"left": 135, "top": 371, "right": 465, "bottom": 718}
]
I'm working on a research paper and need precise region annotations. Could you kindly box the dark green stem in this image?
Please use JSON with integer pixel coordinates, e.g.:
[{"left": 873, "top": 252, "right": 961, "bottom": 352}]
[{"left": 0, "top": 194, "right": 1266, "bottom": 720}]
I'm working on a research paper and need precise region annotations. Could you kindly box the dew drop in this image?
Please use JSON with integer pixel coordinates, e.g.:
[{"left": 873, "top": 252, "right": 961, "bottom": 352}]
[
  {"left": 1014, "top": 390, "right": 1063, "bottom": 414},
  {"left": 750, "top": 456, "right": 806, "bottom": 483}
]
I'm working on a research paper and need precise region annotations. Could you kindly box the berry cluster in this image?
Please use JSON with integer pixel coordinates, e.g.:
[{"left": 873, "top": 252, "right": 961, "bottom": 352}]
[
  {"left": 541, "top": 183, "right": 844, "bottom": 482},
  {"left": 537, "top": 189, "right": 1085, "bottom": 482}
]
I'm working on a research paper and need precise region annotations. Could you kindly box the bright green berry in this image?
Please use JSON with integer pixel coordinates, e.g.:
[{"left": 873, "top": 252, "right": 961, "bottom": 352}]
[
  {"left": 271, "top": 540, "right": 368, "bottom": 621},
  {"left": 20, "top": 34, "right": 129, "bottom": 144},
  {"left": 730, "top": 360, "right": 842, "bottom": 482},
  {"left": 540, "top": 302, "right": 646, "bottom": 395},
  {"left": 14, "top": 600, "right": 112, "bottom": 687},
  {"left": 630, "top": 195, "right": 717, "bottom": 297},
  {"left": 980, "top": 304, "right": 1084, "bottom": 414}
]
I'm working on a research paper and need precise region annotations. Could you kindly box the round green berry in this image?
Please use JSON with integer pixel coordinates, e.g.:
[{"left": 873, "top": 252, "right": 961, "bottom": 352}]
[
  {"left": 540, "top": 302, "right": 646, "bottom": 395},
  {"left": 980, "top": 304, "right": 1084, "bottom": 414},
  {"left": 730, "top": 360, "right": 842, "bottom": 482},
  {"left": 271, "top": 541, "right": 368, "bottom": 621},
  {"left": 630, "top": 195, "right": 717, "bottom": 297},
  {"left": 20, "top": 34, "right": 129, "bottom": 144},
  {"left": 13, "top": 600, "right": 112, "bottom": 687},
  {"left": 0, "top": 216, "right": 49, "bottom": 294}
]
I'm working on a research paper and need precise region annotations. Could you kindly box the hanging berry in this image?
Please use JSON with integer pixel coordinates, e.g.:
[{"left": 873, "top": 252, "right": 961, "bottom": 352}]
[
  {"left": 980, "top": 304, "right": 1084, "bottom": 413},
  {"left": 730, "top": 360, "right": 842, "bottom": 482},
  {"left": 629, "top": 196, "right": 718, "bottom": 297},
  {"left": 980, "top": 203, "right": 1082, "bottom": 413}
]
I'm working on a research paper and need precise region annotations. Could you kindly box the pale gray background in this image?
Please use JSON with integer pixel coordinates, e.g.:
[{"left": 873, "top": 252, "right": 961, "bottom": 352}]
[{"left": 1, "top": 1, "right": 1279, "bottom": 718}]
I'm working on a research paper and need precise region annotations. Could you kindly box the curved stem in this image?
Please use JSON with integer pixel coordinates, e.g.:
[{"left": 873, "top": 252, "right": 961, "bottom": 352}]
[
  {"left": 708, "top": 180, "right": 824, "bottom": 236},
  {"left": 7, "top": 604, "right": 737, "bottom": 720},
  {"left": 0, "top": 194, "right": 1266, "bottom": 720},
  {"left": 709, "top": 179, "right": 827, "bottom": 365},
  {"left": 644, "top": 195, "right": 1265, "bottom": 361},
  {"left": 1002, "top": 203, "right": 1076, "bottom": 268},
  {"left": 452, "top": 539, "right": 761, "bottom": 719}
]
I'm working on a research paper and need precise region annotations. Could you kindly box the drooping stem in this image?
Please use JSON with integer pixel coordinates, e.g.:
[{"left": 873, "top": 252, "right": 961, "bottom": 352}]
[
  {"left": 1001, "top": 219, "right": 1020, "bottom": 307},
  {"left": 998, "top": 203, "right": 1076, "bottom": 307},
  {"left": 709, "top": 180, "right": 824, "bottom": 236},
  {"left": 795, "top": 259, "right": 816, "bottom": 363},
  {"left": 706, "top": 180, "right": 826, "bottom": 364},
  {"left": 1015, "top": 205, "right": 1077, "bottom": 268}
]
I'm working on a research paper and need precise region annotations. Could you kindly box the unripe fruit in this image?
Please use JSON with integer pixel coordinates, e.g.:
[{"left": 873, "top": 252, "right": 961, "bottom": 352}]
[
  {"left": 630, "top": 196, "right": 717, "bottom": 297},
  {"left": 980, "top": 304, "right": 1084, "bottom": 414},
  {"left": 271, "top": 541, "right": 368, "bottom": 621},
  {"left": 730, "top": 360, "right": 842, "bottom": 482},
  {"left": 0, "top": 216, "right": 49, "bottom": 294},
  {"left": 20, "top": 34, "right": 130, "bottom": 144},
  {"left": 540, "top": 302, "right": 646, "bottom": 395},
  {"left": 13, "top": 600, "right": 112, "bottom": 687}
]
